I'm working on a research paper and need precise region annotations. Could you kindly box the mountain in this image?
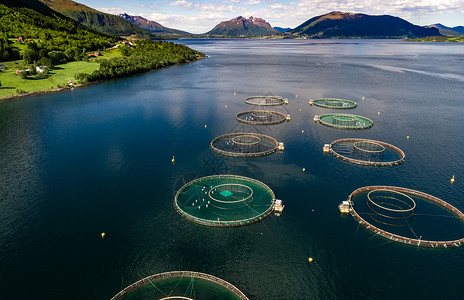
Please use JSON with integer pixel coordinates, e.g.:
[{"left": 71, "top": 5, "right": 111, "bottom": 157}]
[
  {"left": 289, "top": 11, "right": 440, "bottom": 38},
  {"left": 118, "top": 13, "right": 190, "bottom": 36},
  {"left": 0, "top": 0, "right": 116, "bottom": 61},
  {"left": 206, "top": 16, "right": 279, "bottom": 36},
  {"left": 428, "top": 24, "right": 464, "bottom": 36},
  {"left": 39, "top": 0, "right": 157, "bottom": 38},
  {"left": 274, "top": 27, "right": 292, "bottom": 33}
]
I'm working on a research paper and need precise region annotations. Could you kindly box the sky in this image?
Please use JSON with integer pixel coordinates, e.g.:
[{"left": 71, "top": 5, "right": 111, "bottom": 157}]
[{"left": 77, "top": 0, "right": 464, "bottom": 33}]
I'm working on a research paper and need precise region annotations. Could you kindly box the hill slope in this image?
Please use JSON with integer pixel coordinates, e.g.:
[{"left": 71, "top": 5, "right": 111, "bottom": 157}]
[
  {"left": 0, "top": 0, "right": 116, "bottom": 62},
  {"left": 428, "top": 24, "right": 464, "bottom": 36},
  {"left": 207, "top": 16, "right": 279, "bottom": 36},
  {"left": 118, "top": 13, "right": 190, "bottom": 36},
  {"left": 39, "top": 0, "right": 157, "bottom": 38},
  {"left": 290, "top": 11, "right": 440, "bottom": 38}
]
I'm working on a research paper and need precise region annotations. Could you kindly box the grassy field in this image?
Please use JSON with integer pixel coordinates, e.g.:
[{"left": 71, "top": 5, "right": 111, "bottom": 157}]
[{"left": 0, "top": 49, "right": 122, "bottom": 99}]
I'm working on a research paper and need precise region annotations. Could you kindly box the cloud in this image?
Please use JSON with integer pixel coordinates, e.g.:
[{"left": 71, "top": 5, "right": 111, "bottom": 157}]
[
  {"left": 170, "top": 0, "right": 193, "bottom": 7},
  {"left": 97, "top": 7, "right": 126, "bottom": 15},
  {"left": 243, "top": 0, "right": 261, "bottom": 5}
]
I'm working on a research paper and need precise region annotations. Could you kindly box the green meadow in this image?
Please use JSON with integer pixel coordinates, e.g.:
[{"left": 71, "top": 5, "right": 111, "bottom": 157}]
[{"left": 0, "top": 49, "right": 121, "bottom": 99}]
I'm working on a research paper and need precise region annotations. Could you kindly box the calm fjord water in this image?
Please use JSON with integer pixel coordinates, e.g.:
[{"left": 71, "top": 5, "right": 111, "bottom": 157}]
[{"left": 1, "top": 39, "right": 463, "bottom": 299}]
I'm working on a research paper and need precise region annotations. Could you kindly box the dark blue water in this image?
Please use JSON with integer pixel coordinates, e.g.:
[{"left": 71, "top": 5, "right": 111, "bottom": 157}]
[{"left": 1, "top": 39, "right": 463, "bottom": 299}]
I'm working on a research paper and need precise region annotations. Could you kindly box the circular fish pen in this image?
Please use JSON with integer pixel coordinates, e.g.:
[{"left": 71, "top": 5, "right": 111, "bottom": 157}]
[
  {"left": 174, "top": 175, "right": 275, "bottom": 227},
  {"left": 111, "top": 271, "right": 248, "bottom": 300},
  {"left": 244, "top": 96, "right": 286, "bottom": 106},
  {"left": 317, "top": 114, "right": 373, "bottom": 129},
  {"left": 328, "top": 138, "right": 405, "bottom": 166},
  {"left": 211, "top": 132, "right": 279, "bottom": 157},
  {"left": 311, "top": 98, "right": 357, "bottom": 109},
  {"left": 348, "top": 186, "right": 464, "bottom": 248},
  {"left": 236, "top": 110, "right": 287, "bottom": 125}
]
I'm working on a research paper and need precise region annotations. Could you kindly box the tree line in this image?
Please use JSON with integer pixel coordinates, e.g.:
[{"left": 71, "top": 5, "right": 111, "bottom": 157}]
[{"left": 75, "top": 40, "right": 205, "bottom": 83}]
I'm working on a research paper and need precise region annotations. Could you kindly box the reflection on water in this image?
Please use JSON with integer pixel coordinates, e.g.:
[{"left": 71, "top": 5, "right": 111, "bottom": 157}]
[{"left": 0, "top": 39, "right": 464, "bottom": 299}]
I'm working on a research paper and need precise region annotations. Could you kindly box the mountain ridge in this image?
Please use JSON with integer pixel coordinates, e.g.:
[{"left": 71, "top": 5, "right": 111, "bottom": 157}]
[
  {"left": 428, "top": 23, "right": 464, "bottom": 36},
  {"left": 289, "top": 11, "right": 440, "bottom": 38},
  {"left": 207, "top": 16, "right": 279, "bottom": 36},
  {"left": 118, "top": 13, "right": 190, "bottom": 36},
  {"left": 39, "top": 0, "right": 158, "bottom": 38}
]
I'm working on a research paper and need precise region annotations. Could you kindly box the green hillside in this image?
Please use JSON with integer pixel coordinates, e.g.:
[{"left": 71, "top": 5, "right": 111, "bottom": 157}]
[
  {"left": 0, "top": 0, "right": 117, "bottom": 62},
  {"left": 39, "top": 0, "right": 158, "bottom": 38}
]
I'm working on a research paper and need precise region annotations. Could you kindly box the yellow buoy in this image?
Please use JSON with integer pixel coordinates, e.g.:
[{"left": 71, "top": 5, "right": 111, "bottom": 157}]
[
  {"left": 234, "top": 92, "right": 236, "bottom": 96},
  {"left": 205, "top": 124, "right": 207, "bottom": 128},
  {"left": 302, "top": 168, "right": 306, "bottom": 172},
  {"left": 362, "top": 96, "right": 365, "bottom": 101},
  {"left": 406, "top": 136, "right": 410, "bottom": 139},
  {"left": 299, "top": 108, "right": 302, "bottom": 111},
  {"left": 225, "top": 105, "right": 228, "bottom": 108},
  {"left": 378, "top": 112, "right": 380, "bottom": 115},
  {"left": 301, "top": 130, "right": 304, "bottom": 133},
  {"left": 451, "top": 175, "right": 455, "bottom": 183},
  {"left": 101, "top": 232, "right": 106, "bottom": 238},
  {"left": 172, "top": 156, "right": 175, "bottom": 163},
  {"left": 308, "top": 257, "right": 313, "bottom": 262}
]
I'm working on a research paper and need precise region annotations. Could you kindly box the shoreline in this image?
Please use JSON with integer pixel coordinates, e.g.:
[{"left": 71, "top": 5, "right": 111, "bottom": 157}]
[{"left": 0, "top": 56, "right": 207, "bottom": 104}]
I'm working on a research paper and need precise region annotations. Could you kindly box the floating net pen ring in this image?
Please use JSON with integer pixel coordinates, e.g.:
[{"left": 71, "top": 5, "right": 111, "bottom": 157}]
[
  {"left": 211, "top": 133, "right": 279, "bottom": 157},
  {"left": 318, "top": 114, "right": 373, "bottom": 129},
  {"left": 236, "top": 110, "right": 287, "bottom": 125},
  {"left": 232, "top": 135, "right": 261, "bottom": 147},
  {"left": 367, "top": 189, "right": 416, "bottom": 213},
  {"left": 328, "top": 138, "right": 405, "bottom": 166},
  {"left": 251, "top": 111, "right": 273, "bottom": 119},
  {"left": 209, "top": 184, "right": 253, "bottom": 204},
  {"left": 244, "top": 96, "right": 285, "bottom": 106},
  {"left": 311, "top": 98, "right": 357, "bottom": 109},
  {"left": 111, "top": 271, "right": 249, "bottom": 300},
  {"left": 353, "top": 141, "right": 386, "bottom": 154},
  {"left": 348, "top": 186, "right": 464, "bottom": 248},
  {"left": 333, "top": 115, "right": 357, "bottom": 126}
]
